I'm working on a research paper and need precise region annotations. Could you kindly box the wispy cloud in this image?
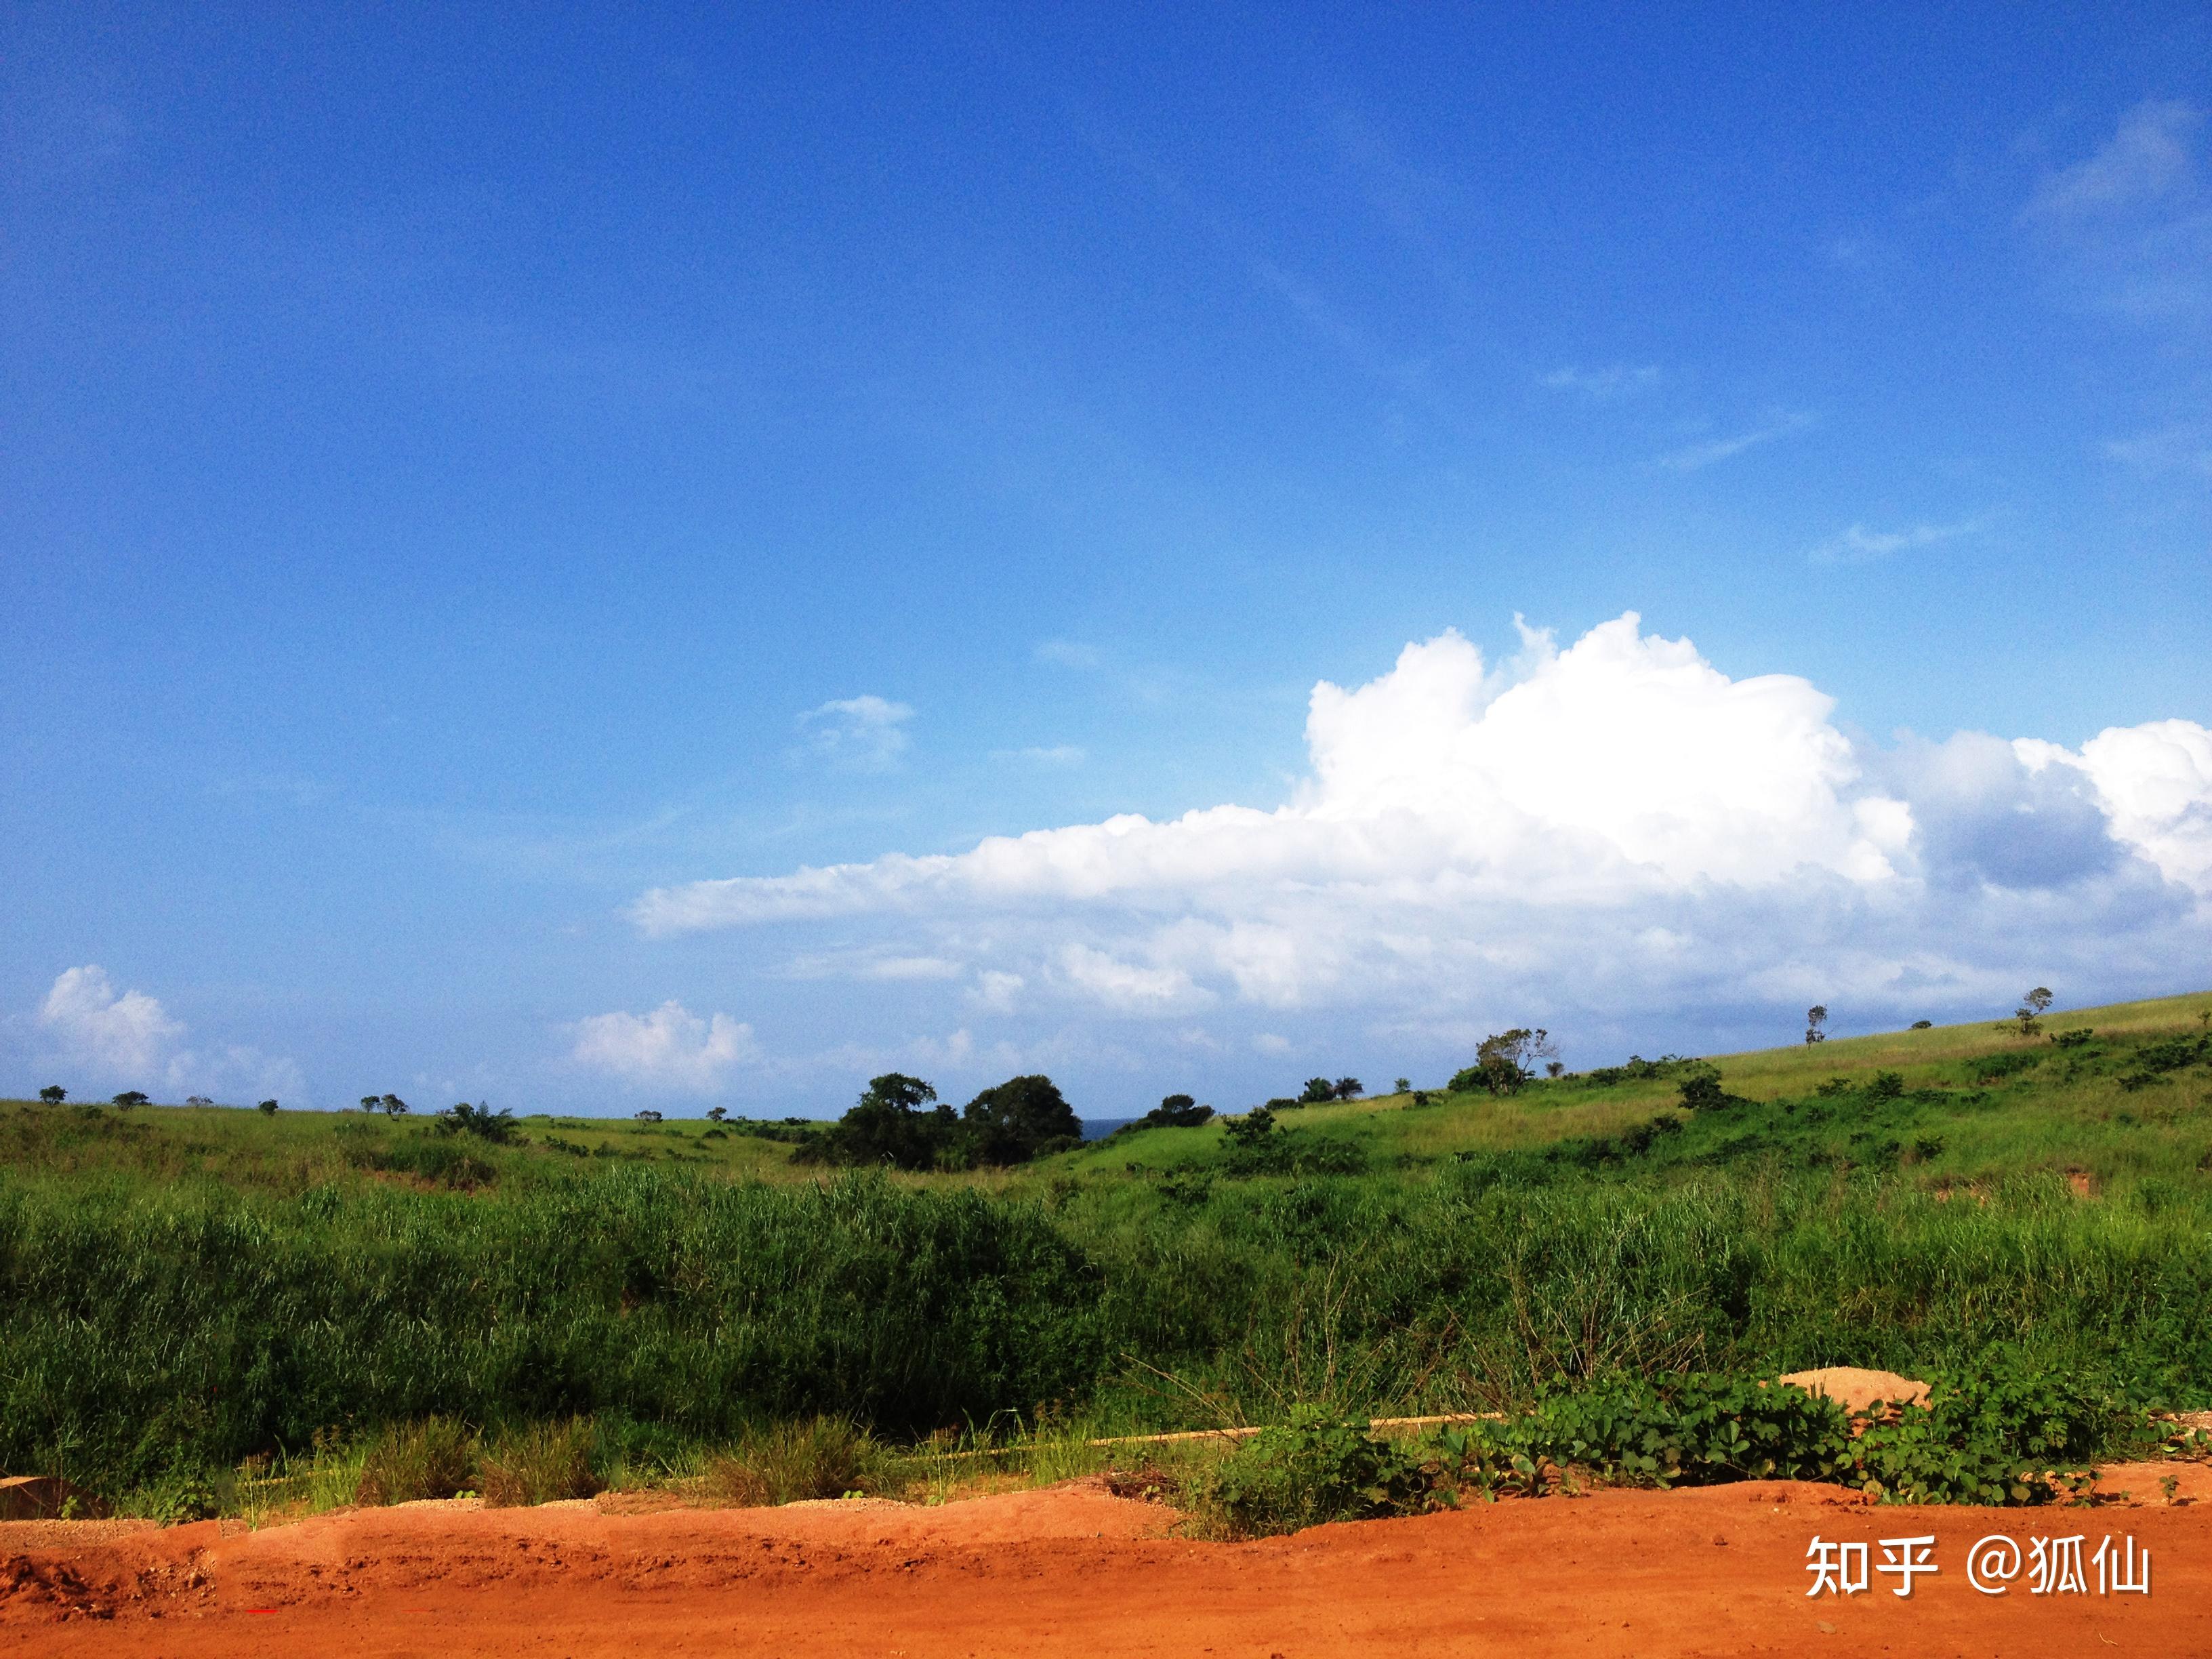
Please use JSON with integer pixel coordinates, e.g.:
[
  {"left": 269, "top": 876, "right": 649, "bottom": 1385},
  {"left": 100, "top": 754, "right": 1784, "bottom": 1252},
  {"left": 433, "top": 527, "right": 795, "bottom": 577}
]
[
  {"left": 1541, "top": 363, "right": 1660, "bottom": 401},
  {"left": 797, "top": 695, "right": 913, "bottom": 772},
  {"left": 2104, "top": 424, "right": 2212, "bottom": 478},
  {"left": 2022, "top": 100, "right": 2200, "bottom": 224},
  {"left": 1033, "top": 639, "right": 1102, "bottom": 670},
  {"left": 2020, "top": 100, "right": 2211, "bottom": 321},
  {"left": 1658, "top": 411, "right": 1818, "bottom": 472},
  {"left": 991, "top": 744, "right": 1086, "bottom": 766},
  {"left": 1808, "top": 517, "right": 1986, "bottom": 567}
]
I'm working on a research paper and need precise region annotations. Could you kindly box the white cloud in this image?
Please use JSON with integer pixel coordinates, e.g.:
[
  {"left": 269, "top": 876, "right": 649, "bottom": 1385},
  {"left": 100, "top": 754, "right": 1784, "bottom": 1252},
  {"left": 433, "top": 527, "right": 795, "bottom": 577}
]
[
  {"left": 33, "top": 966, "right": 305, "bottom": 1103},
  {"left": 1540, "top": 363, "right": 1660, "bottom": 401},
  {"left": 632, "top": 615, "right": 2212, "bottom": 1050},
  {"left": 1658, "top": 412, "right": 1817, "bottom": 472},
  {"left": 570, "top": 1000, "right": 758, "bottom": 1092},
  {"left": 798, "top": 695, "right": 914, "bottom": 771},
  {"left": 1808, "top": 518, "right": 1984, "bottom": 566},
  {"left": 2104, "top": 424, "right": 2212, "bottom": 478},
  {"left": 39, "top": 966, "right": 184, "bottom": 1075}
]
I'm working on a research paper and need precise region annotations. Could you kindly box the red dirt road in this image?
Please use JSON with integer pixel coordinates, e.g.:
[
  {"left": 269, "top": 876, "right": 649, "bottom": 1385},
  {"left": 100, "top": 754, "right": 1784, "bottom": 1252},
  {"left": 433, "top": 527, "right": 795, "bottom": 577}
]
[{"left": 5, "top": 1475, "right": 2210, "bottom": 1658}]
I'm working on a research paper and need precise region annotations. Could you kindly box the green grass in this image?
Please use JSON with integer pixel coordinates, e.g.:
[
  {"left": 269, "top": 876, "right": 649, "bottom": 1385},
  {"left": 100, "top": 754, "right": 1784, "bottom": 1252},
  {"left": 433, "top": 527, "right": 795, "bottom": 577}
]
[{"left": 3, "top": 990, "right": 2209, "bottom": 1513}]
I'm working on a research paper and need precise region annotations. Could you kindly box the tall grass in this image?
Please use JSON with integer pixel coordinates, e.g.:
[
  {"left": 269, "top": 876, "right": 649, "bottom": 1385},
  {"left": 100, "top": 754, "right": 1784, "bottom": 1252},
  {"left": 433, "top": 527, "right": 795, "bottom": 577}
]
[{"left": 6, "top": 1153, "right": 2211, "bottom": 1504}]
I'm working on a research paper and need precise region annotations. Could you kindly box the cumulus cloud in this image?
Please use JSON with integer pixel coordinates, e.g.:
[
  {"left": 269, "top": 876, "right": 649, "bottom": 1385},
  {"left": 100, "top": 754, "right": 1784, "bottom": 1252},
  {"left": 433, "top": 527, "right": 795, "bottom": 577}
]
[
  {"left": 798, "top": 695, "right": 913, "bottom": 771},
  {"left": 632, "top": 615, "right": 2212, "bottom": 1050},
  {"left": 40, "top": 966, "right": 185, "bottom": 1074},
  {"left": 34, "top": 966, "right": 304, "bottom": 1101},
  {"left": 570, "top": 1000, "right": 758, "bottom": 1091}
]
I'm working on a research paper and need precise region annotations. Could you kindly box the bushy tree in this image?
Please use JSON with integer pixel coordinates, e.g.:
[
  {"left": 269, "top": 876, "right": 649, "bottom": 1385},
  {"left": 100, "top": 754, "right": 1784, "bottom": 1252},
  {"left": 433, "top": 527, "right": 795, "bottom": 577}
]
[
  {"left": 186, "top": 1094, "right": 213, "bottom": 1107},
  {"left": 804, "top": 1073, "right": 958, "bottom": 1170},
  {"left": 706, "top": 1106, "right": 728, "bottom": 1123},
  {"left": 359, "top": 1095, "right": 381, "bottom": 1113},
  {"left": 1544, "top": 1061, "right": 1565, "bottom": 1078},
  {"left": 1137, "top": 1093, "right": 1214, "bottom": 1129},
  {"left": 1393, "top": 1077, "right": 1411, "bottom": 1094},
  {"left": 1450, "top": 1029, "right": 1557, "bottom": 1096},
  {"left": 112, "top": 1090, "right": 149, "bottom": 1108},
  {"left": 634, "top": 1109, "right": 663, "bottom": 1124},
  {"left": 2016, "top": 987, "right": 2053, "bottom": 1037},
  {"left": 257, "top": 1098, "right": 279, "bottom": 1115},
  {"left": 1805, "top": 1006, "right": 1828, "bottom": 1046},
  {"left": 960, "top": 1074, "right": 1082, "bottom": 1166},
  {"left": 382, "top": 1093, "right": 409, "bottom": 1117},
  {"left": 38, "top": 1086, "right": 64, "bottom": 1105},
  {"left": 1331, "top": 1077, "right": 1363, "bottom": 1101},
  {"left": 1299, "top": 1077, "right": 1336, "bottom": 1105},
  {"left": 1223, "top": 1105, "right": 1276, "bottom": 1147}
]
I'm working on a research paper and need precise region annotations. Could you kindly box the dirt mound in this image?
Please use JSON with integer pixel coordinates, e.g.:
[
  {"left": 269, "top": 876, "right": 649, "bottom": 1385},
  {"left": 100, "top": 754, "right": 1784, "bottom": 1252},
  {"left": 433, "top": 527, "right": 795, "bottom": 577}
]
[
  {"left": 4, "top": 1473, "right": 2207, "bottom": 1656},
  {"left": 1778, "top": 1366, "right": 1931, "bottom": 1414}
]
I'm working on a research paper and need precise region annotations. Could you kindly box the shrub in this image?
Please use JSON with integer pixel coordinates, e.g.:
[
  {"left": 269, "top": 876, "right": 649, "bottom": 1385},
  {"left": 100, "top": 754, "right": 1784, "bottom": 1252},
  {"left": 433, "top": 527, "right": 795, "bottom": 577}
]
[
  {"left": 1134, "top": 1094, "right": 1213, "bottom": 1130},
  {"left": 1200, "top": 1408, "right": 1429, "bottom": 1538},
  {"left": 2051, "top": 1028, "right": 2095, "bottom": 1048},
  {"left": 1451, "top": 1029, "right": 1558, "bottom": 1096},
  {"left": 1910, "top": 1020, "right": 1933, "bottom": 1030},
  {"left": 1299, "top": 1078, "right": 1336, "bottom": 1105},
  {"left": 478, "top": 1418, "right": 602, "bottom": 1507},
  {"left": 703, "top": 1417, "right": 882, "bottom": 1507},
  {"left": 356, "top": 1417, "right": 477, "bottom": 1505},
  {"left": 1867, "top": 1071, "right": 1906, "bottom": 1101},
  {"left": 257, "top": 1099, "right": 280, "bottom": 1115},
  {"left": 1677, "top": 1066, "right": 1746, "bottom": 1111},
  {"left": 1222, "top": 1107, "right": 1275, "bottom": 1148}
]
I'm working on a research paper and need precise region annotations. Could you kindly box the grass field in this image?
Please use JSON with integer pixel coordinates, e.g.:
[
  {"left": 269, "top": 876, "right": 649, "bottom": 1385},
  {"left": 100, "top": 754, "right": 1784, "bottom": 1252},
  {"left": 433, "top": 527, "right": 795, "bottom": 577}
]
[{"left": 3, "top": 989, "right": 2209, "bottom": 1517}]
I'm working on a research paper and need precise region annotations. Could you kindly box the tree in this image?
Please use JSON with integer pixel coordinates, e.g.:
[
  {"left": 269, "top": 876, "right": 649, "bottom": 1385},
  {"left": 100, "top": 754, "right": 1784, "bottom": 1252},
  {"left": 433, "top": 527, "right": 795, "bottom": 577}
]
[
  {"left": 1450, "top": 1029, "right": 1558, "bottom": 1096},
  {"left": 961, "top": 1074, "right": 1082, "bottom": 1166},
  {"left": 634, "top": 1109, "right": 663, "bottom": 1124},
  {"left": 382, "top": 1094, "right": 409, "bottom": 1117},
  {"left": 359, "top": 1096, "right": 381, "bottom": 1113},
  {"left": 1331, "top": 1077, "right": 1363, "bottom": 1101},
  {"left": 1223, "top": 1106, "right": 1276, "bottom": 1147},
  {"left": 706, "top": 1106, "right": 728, "bottom": 1123},
  {"left": 1544, "top": 1061, "right": 1565, "bottom": 1079},
  {"left": 1299, "top": 1077, "right": 1336, "bottom": 1105},
  {"left": 257, "top": 1099, "right": 280, "bottom": 1115},
  {"left": 2016, "top": 987, "right": 2053, "bottom": 1037},
  {"left": 1805, "top": 1006, "right": 1828, "bottom": 1046},
  {"left": 438, "top": 1101, "right": 519, "bottom": 1144},
  {"left": 804, "top": 1073, "right": 958, "bottom": 1170},
  {"left": 1393, "top": 1077, "right": 1411, "bottom": 1094},
  {"left": 1136, "top": 1093, "right": 1212, "bottom": 1130},
  {"left": 38, "top": 1086, "right": 64, "bottom": 1105},
  {"left": 186, "top": 1094, "right": 213, "bottom": 1107},
  {"left": 112, "top": 1090, "right": 149, "bottom": 1107}
]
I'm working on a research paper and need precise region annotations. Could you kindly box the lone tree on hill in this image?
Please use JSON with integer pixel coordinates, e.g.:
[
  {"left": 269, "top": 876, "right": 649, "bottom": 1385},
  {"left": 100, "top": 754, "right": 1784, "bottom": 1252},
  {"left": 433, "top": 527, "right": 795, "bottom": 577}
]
[
  {"left": 257, "top": 1099, "right": 279, "bottom": 1115},
  {"left": 1805, "top": 1006, "right": 1828, "bottom": 1046},
  {"left": 1393, "top": 1077, "right": 1411, "bottom": 1094},
  {"left": 39, "top": 1085, "right": 64, "bottom": 1105},
  {"left": 2016, "top": 986, "right": 2053, "bottom": 1037},
  {"left": 1452, "top": 1029, "right": 1558, "bottom": 1096},
  {"left": 112, "top": 1091, "right": 149, "bottom": 1107},
  {"left": 706, "top": 1106, "right": 728, "bottom": 1122},
  {"left": 961, "top": 1074, "right": 1082, "bottom": 1166},
  {"left": 381, "top": 1094, "right": 409, "bottom": 1117},
  {"left": 1331, "top": 1077, "right": 1363, "bottom": 1101}
]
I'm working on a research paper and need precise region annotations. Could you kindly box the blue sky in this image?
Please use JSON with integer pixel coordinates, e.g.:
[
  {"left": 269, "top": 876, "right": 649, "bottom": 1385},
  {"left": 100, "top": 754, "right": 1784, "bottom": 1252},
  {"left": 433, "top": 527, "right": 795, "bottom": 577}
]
[{"left": 5, "top": 5, "right": 2209, "bottom": 1116}]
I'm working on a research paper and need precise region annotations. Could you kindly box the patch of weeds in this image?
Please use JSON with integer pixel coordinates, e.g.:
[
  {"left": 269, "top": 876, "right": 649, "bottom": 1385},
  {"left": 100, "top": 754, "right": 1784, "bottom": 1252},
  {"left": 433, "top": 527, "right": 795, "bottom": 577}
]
[
  {"left": 1197, "top": 1408, "right": 1432, "bottom": 1538},
  {"left": 703, "top": 1416, "right": 884, "bottom": 1507},
  {"left": 356, "top": 1416, "right": 478, "bottom": 1506},
  {"left": 478, "top": 1418, "right": 604, "bottom": 1508}
]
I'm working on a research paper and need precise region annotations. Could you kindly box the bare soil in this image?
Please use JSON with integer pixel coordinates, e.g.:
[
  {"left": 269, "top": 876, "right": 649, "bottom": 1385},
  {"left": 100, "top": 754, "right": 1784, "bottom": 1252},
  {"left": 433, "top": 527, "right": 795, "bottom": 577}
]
[{"left": 4, "top": 1473, "right": 2208, "bottom": 1657}]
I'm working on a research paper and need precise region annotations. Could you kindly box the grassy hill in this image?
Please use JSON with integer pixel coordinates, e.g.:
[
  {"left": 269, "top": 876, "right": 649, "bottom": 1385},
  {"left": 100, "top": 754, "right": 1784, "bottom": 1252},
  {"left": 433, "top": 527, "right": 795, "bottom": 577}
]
[{"left": 2, "top": 990, "right": 2209, "bottom": 1512}]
